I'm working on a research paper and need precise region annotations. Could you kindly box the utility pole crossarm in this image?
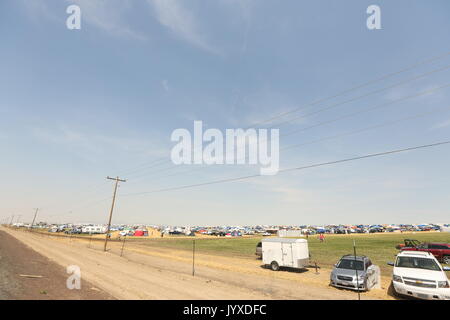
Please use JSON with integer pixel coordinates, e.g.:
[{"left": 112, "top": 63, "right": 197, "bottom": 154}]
[{"left": 107, "top": 176, "right": 127, "bottom": 183}]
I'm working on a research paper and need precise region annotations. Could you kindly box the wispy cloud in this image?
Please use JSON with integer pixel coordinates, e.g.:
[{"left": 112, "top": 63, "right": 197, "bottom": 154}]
[
  {"left": 431, "top": 118, "right": 450, "bottom": 130},
  {"left": 224, "top": 89, "right": 308, "bottom": 128},
  {"left": 148, "top": 0, "right": 219, "bottom": 54},
  {"left": 161, "top": 79, "right": 170, "bottom": 92},
  {"left": 70, "top": 0, "right": 147, "bottom": 40},
  {"left": 31, "top": 125, "right": 166, "bottom": 163},
  {"left": 17, "top": 0, "right": 60, "bottom": 23},
  {"left": 18, "top": 0, "right": 146, "bottom": 40}
]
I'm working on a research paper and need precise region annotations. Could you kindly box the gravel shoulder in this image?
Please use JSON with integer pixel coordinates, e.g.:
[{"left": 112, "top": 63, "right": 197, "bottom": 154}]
[{"left": 0, "top": 229, "right": 114, "bottom": 300}]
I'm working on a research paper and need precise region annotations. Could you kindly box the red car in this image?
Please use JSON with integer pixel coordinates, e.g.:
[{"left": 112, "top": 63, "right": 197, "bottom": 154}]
[{"left": 400, "top": 240, "right": 450, "bottom": 264}]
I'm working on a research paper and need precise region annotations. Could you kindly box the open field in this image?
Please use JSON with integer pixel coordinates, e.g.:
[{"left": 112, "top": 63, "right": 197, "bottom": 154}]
[
  {"left": 4, "top": 226, "right": 449, "bottom": 300},
  {"left": 111, "top": 231, "right": 450, "bottom": 276},
  {"left": 23, "top": 228, "right": 450, "bottom": 277},
  {"left": 2, "top": 226, "right": 377, "bottom": 300}
]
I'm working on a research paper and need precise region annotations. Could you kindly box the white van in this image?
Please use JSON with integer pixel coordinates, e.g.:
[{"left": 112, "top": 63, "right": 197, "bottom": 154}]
[{"left": 262, "top": 238, "right": 309, "bottom": 271}]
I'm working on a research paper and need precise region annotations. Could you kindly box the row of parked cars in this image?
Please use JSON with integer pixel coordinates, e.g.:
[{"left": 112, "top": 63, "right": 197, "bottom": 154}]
[
  {"left": 255, "top": 238, "right": 450, "bottom": 300},
  {"left": 330, "top": 250, "right": 450, "bottom": 300}
]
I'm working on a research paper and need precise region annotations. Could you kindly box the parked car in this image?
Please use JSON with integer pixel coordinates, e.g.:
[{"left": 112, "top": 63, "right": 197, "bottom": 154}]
[
  {"left": 64, "top": 228, "right": 81, "bottom": 234},
  {"left": 330, "top": 255, "right": 378, "bottom": 291},
  {"left": 388, "top": 251, "right": 450, "bottom": 300},
  {"left": 400, "top": 241, "right": 450, "bottom": 264},
  {"left": 255, "top": 241, "right": 262, "bottom": 259},
  {"left": 210, "top": 231, "right": 226, "bottom": 236}
]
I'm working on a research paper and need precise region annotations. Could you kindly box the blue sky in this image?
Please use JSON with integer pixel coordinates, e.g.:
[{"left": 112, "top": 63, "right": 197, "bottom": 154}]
[{"left": 1, "top": 0, "right": 450, "bottom": 225}]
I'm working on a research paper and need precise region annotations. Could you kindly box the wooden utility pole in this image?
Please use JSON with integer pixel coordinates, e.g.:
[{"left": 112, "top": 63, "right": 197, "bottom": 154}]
[
  {"left": 30, "top": 208, "right": 39, "bottom": 229},
  {"left": 103, "top": 176, "right": 126, "bottom": 252}
]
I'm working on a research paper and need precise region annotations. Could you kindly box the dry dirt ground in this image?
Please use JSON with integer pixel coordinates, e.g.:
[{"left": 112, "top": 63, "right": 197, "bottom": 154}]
[
  {"left": 0, "top": 230, "right": 114, "bottom": 300},
  {"left": 1, "top": 227, "right": 385, "bottom": 300}
]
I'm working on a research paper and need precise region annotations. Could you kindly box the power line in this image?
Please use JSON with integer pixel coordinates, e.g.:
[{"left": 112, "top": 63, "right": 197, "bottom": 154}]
[
  {"left": 249, "top": 51, "right": 450, "bottom": 128},
  {"left": 122, "top": 140, "right": 450, "bottom": 196},
  {"left": 266, "top": 64, "right": 450, "bottom": 130},
  {"left": 124, "top": 64, "right": 450, "bottom": 183},
  {"left": 281, "top": 83, "right": 450, "bottom": 138},
  {"left": 43, "top": 196, "right": 112, "bottom": 221},
  {"left": 29, "top": 51, "right": 450, "bottom": 213},
  {"left": 99, "top": 52, "right": 450, "bottom": 181},
  {"left": 124, "top": 83, "right": 450, "bottom": 185},
  {"left": 281, "top": 105, "right": 450, "bottom": 152},
  {"left": 118, "top": 158, "right": 168, "bottom": 178},
  {"left": 39, "top": 80, "right": 450, "bottom": 218}
]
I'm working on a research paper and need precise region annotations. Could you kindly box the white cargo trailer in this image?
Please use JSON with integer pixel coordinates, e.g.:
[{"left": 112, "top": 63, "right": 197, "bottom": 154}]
[{"left": 262, "top": 238, "right": 309, "bottom": 271}]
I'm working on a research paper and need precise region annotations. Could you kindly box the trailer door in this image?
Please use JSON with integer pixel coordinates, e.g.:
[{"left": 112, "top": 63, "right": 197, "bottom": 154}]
[{"left": 281, "top": 243, "right": 294, "bottom": 267}]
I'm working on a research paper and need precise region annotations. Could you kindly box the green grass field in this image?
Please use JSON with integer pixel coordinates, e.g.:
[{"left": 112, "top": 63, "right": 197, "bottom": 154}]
[{"left": 136, "top": 232, "right": 450, "bottom": 275}]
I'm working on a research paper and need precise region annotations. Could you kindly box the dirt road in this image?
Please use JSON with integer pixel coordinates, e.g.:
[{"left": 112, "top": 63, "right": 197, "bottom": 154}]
[
  {"left": 0, "top": 230, "right": 114, "bottom": 300},
  {"left": 1, "top": 227, "right": 379, "bottom": 300}
]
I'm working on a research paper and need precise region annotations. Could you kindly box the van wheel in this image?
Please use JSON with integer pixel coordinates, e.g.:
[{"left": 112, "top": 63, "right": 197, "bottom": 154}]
[
  {"left": 444, "top": 256, "right": 450, "bottom": 265},
  {"left": 270, "top": 261, "right": 280, "bottom": 271}
]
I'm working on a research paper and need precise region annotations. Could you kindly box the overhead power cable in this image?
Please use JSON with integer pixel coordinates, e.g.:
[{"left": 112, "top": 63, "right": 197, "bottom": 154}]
[
  {"left": 101, "top": 51, "right": 450, "bottom": 179},
  {"left": 122, "top": 140, "right": 450, "bottom": 196},
  {"left": 250, "top": 51, "right": 450, "bottom": 128},
  {"left": 125, "top": 83, "right": 450, "bottom": 184}
]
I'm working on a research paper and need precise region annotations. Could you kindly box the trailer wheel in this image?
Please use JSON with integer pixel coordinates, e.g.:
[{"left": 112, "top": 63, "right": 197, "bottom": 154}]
[{"left": 270, "top": 261, "right": 280, "bottom": 271}]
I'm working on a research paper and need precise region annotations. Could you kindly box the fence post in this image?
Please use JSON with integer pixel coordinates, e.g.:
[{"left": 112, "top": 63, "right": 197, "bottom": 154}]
[
  {"left": 192, "top": 239, "right": 196, "bottom": 277},
  {"left": 120, "top": 236, "right": 126, "bottom": 257}
]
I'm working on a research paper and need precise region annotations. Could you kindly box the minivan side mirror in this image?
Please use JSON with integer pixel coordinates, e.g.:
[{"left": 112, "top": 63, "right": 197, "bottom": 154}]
[
  {"left": 387, "top": 262, "right": 394, "bottom": 266},
  {"left": 443, "top": 266, "right": 450, "bottom": 271}
]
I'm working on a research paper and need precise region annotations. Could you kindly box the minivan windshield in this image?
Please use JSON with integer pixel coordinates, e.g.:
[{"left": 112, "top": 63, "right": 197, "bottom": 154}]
[
  {"left": 395, "top": 257, "right": 441, "bottom": 271},
  {"left": 337, "top": 259, "right": 364, "bottom": 271}
]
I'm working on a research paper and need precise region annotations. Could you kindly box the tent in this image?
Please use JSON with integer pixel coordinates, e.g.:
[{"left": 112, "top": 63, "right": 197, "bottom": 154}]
[{"left": 134, "top": 229, "right": 148, "bottom": 237}]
